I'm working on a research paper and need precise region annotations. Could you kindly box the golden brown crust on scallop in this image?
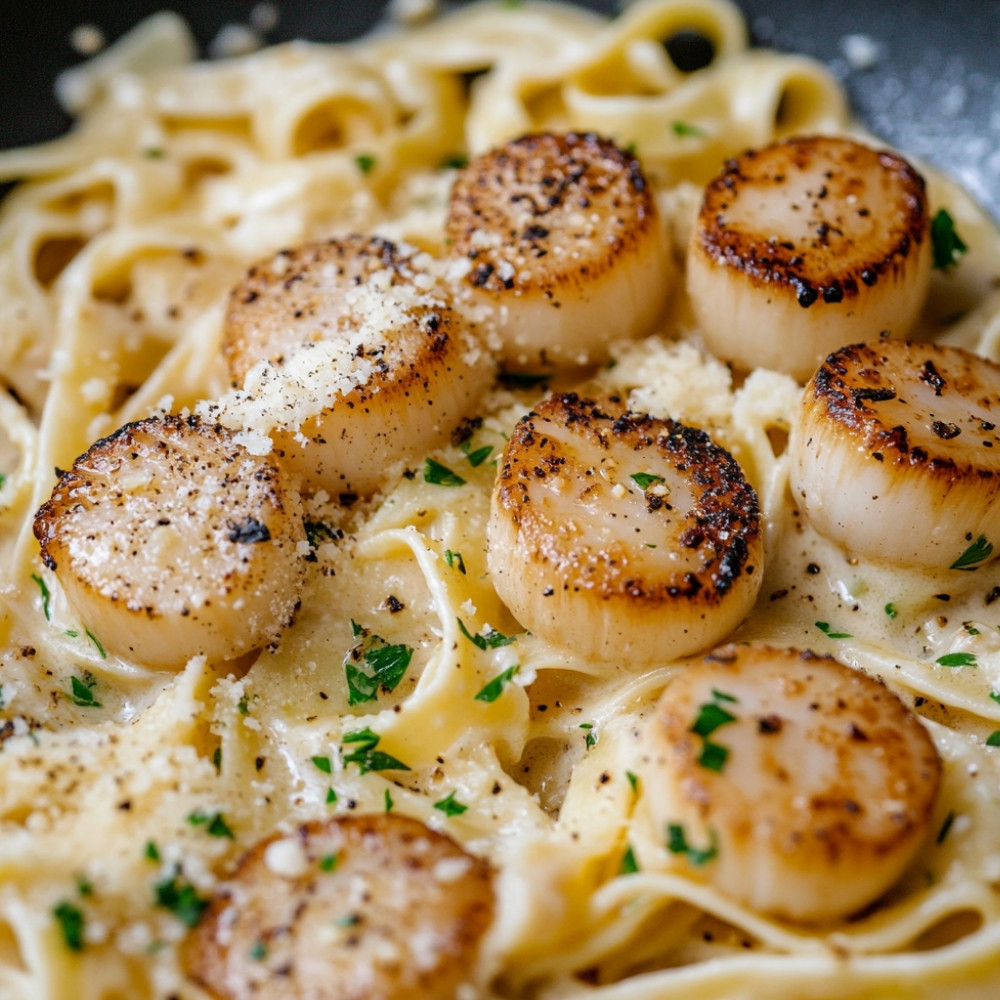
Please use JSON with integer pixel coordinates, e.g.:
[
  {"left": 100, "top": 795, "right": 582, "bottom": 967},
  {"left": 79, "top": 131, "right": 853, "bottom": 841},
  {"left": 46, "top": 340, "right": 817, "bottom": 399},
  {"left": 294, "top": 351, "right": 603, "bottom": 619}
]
[
  {"left": 33, "top": 414, "right": 306, "bottom": 668},
  {"left": 447, "top": 131, "right": 658, "bottom": 296},
  {"left": 694, "top": 135, "right": 928, "bottom": 307},
  {"left": 184, "top": 813, "right": 495, "bottom": 1000}
]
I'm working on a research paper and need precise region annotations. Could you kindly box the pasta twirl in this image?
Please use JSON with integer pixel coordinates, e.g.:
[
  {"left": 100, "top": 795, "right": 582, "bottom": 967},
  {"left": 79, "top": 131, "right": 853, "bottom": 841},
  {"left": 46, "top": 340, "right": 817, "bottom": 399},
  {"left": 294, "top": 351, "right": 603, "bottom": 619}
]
[{"left": 1, "top": 2, "right": 1000, "bottom": 998}]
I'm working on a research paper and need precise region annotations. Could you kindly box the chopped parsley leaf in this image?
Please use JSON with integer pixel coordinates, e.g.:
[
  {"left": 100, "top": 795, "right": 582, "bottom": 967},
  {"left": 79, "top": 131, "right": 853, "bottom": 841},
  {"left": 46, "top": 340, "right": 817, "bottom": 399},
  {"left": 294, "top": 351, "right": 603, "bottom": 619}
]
[
  {"left": 666, "top": 823, "right": 718, "bottom": 866},
  {"left": 697, "top": 741, "right": 729, "bottom": 772},
  {"left": 187, "top": 810, "right": 235, "bottom": 839},
  {"left": 672, "top": 120, "right": 707, "bottom": 137},
  {"left": 311, "top": 755, "right": 332, "bottom": 773},
  {"left": 144, "top": 841, "right": 160, "bottom": 862},
  {"left": 991, "top": 691, "right": 1000, "bottom": 706},
  {"left": 68, "top": 674, "right": 102, "bottom": 708},
  {"left": 319, "top": 853, "right": 339, "bottom": 872},
  {"left": 457, "top": 617, "right": 517, "bottom": 650},
  {"left": 336, "top": 913, "right": 361, "bottom": 927},
  {"left": 424, "top": 458, "right": 466, "bottom": 486},
  {"left": 434, "top": 790, "right": 468, "bottom": 817},
  {"left": 154, "top": 871, "right": 210, "bottom": 928},
  {"left": 355, "top": 153, "right": 377, "bottom": 175},
  {"left": 630, "top": 472, "right": 665, "bottom": 490},
  {"left": 439, "top": 153, "right": 469, "bottom": 170},
  {"left": 691, "top": 701, "right": 736, "bottom": 738},
  {"left": 626, "top": 770, "right": 639, "bottom": 793},
  {"left": 930, "top": 208, "right": 969, "bottom": 270},
  {"left": 444, "top": 549, "right": 467, "bottom": 574},
  {"left": 304, "top": 520, "right": 339, "bottom": 548},
  {"left": 341, "top": 728, "right": 409, "bottom": 774},
  {"left": 936, "top": 810, "right": 956, "bottom": 845},
  {"left": 950, "top": 534, "right": 993, "bottom": 570},
  {"left": 464, "top": 444, "right": 493, "bottom": 467},
  {"left": 580, "top": 722, "right": 597, "bottom": 749},
  {"left": 343, "top": 625, "right": 414, "bottom": 706},
  {"left": 935, "top": 652, "right": 977, "bottom": 668},
  {"left": 384, "top": 788, "right": 394, "bottom": 812},
  {"left": 619, "top": 844, "right": 640, "bottom": 875},
  {"left": 885, "top": 602, "right": 899, "bottom": 619},
  {"left": 326, "top": 786, "right": 338, "bottom": 804},
  {"left": 144, "top": 147, "right": 165, "bottom": 159},
  {"left": 498, "top": 371, "right": 550, "bottom": 390},
  {"left": 53, "top": 901, "right": 85, "bottom": 951},
  {"left": 987, "top": 731, "right": 1000, "bottom": 747},
  {"left": 474, "top": 664, "right": 519, "bottom": 702},
  {"left": 815, "top": 621, "right": 852, "bottom": 639},
  {"left": 31, "top": 574, "right": 51, "bottom": 620},
  {"left": 75, "top": 875, "right": 93, "bottom": 897},
  {"left": 85, "top": 628, "right": 107, "bottom": 659},
  {"left": 237, "top": 696, "right": 249, "bottom": 715},
  {"left": 250, "top": 940, "right": 267, "bottom": 961}
]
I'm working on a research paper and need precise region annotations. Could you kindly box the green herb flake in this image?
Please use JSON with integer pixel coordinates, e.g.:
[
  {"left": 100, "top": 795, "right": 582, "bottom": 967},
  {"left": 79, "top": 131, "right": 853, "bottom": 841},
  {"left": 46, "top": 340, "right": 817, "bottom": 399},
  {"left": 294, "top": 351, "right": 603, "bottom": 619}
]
[
  {"left": 53, "top": 901, "right": 85, "bottom": 951},
  {"left": 144, "top": 841, "right": 160, "bottom": 863},
  {"left": 445, "top": 549, "right": 467, "bottom": 574},
  {"left": 464, "top": 444, "right": 493, "bottom": 467},
  {"left": 619, "top": 844, "right": 640, "bottom": 875},
  {"left": 326, "top": 786, "right": 338, "bottom": 804},
  {"left": 75, "top": 875, "right": 93, "bottom": 898},
  {"left": 187, "top": 811, "right": 235, "bottom": 839},
  {"left": 31, "top": 574, "right": 51, "bottom": 620},
  {"left": 434, "top": 790, "right": 468, "bottom": 817},
  {"left": 355, "top": 153, "right": 377, "bottom": 175},
  {"left": 304, "top": 520, "right": 339, "bottom": 548},
  {"left": 311, "top": 755, "right": 332, "bottom": 774},
  {"left": 935, "top": 652, "right": 978, "bottom": 668},
  {"left": 931, "top": 208, "right": 969, "bottom": 271},
  {"left": 950, "top": 534, "right": 993, "bottom": 571},
  {"left": 672, "top": 120, "right": 707, "bottom": 137},
  {"left": 498, "top": 371, "right": 550, "bottom": 390},
  {"left": 68, "top": 674, "right": 102, "bottom": 708},
  {"left": 457, "top": 617, "right": 517, "bottom": 650},
  {"left": 154, "top": 872, "right": 210, "bottom": 928},
  {"left": 212, "top": 747, "right": 222, "bottom": 771},
  {"left": 666, "top": 823, "right": 718, "bottom": 866},
  {"left": 237, "top": 697, "right": 249, "bottom": 716},
  {"left": 336, "top": 913, "right": 361, "bottom": 927},
  {"left": 341, "top": 728, "right": 410, "bottom": 775},
  {"left": 319, "top": 853, "right": 339, "bottom": 872},
  {"left": 343, "top": 627, "right": 414, "bottom": 706},
  {"left": 991, "top": 691, "right": 1000, "bottom": 706},
  {"left": 250, "top": 940, "right": 267, "bottom": 961},
  {"left": 691, "top": 701, "right": 736, "bottom": 738},
  {"left": 697, "top": 740, "right": 729, "bottom": 772},
  {"left": 815, "top": 621, "right": 852, "bottom": 639},
  {"left": 580, "top": 722, "right": 597, "bottom": 749},
  {"left": 987, "top": 731, "right": 1000, "bottom": 747},
  {"left": 626, "top": 770, "right": 639, "bottom": 793},
  {"left": 885, "top": 602, "right": 899, "bottom": 619},
  {"left": 474, "top": 664, "right": 519, "bottom": 702},
  {"left": 936, "top": 810, "right": 956, "bottom": 845},
  {"left": 966, "top": 624, "right": 981, "bottom": 636},
  {"left": 630, "top": 472, "right": 665, "bottom": 490},
  {"left": 424, "top": 457, "right": 466, "bottom": 487},
  {"left": 144, "top": 147, "right": 165, "bottom": 159},
  {"left": 85, "top": 629, "right": 107, "bottom": 659},
  {"left": 439, "top": 153, "right": 469, "bottom": 170},
  {"left": 384, "top": 788, "right": 394, "bottom": 812}
]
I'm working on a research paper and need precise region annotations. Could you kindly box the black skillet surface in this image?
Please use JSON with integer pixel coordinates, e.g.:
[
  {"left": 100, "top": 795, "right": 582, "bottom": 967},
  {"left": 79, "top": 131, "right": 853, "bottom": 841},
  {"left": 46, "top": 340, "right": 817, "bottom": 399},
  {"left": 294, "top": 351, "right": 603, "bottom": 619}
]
[{"left": 2, "top": 1, "right": 998, "bottom": 220}]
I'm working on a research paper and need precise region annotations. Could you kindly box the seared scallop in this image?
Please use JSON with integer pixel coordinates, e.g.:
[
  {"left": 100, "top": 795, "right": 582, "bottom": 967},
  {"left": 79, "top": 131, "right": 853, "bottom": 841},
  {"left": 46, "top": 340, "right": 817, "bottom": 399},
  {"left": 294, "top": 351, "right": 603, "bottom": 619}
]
[
  {"left": 445, "top": 131, "right": 671, "bottom": 371},
  {"left": 184, "top": 813, "right": 495, "bottom": 1000},
  {"left": 223, "top": 235, "right": 494, "bottom": 497},
  {"left": 644, "top": 644, "right": 941, "bottom": 923},
  {"left": 488, "top": 393, "right": 762, "bottom": 663},
  {"left": 33, "top": 415, "right": 306, "bottom": 669},
  {"left": 790, "top": 340, "right": 1000, "bottom": 569},
  {"left": 687, "top": 135, "right": 931, "bottom": 381}
]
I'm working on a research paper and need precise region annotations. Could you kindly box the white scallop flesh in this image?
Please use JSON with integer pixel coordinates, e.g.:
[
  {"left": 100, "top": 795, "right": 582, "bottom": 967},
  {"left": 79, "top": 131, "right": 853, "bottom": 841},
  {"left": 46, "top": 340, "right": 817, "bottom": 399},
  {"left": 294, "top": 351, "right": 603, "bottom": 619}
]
[
  {"left": 687, "top": 135, "right": 930, "bottom": 381},
  {"left": 223, "top": 235, "right": 495, "bottom": 497},
  {"left": 488, "top": 393, "right": 763, "bottom": 664},
  {"left": 445, "top": 131, "right": 671, "bottom": 372},
  {"left": 790, "top": 339, "right": 1000, "bottom": 568},
  {"left": 645, "top": 644, "right": 941, "bottom": 923},
  {"left": 33, "top": 415, "right": 306, "bottom": 669}
]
